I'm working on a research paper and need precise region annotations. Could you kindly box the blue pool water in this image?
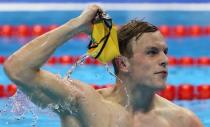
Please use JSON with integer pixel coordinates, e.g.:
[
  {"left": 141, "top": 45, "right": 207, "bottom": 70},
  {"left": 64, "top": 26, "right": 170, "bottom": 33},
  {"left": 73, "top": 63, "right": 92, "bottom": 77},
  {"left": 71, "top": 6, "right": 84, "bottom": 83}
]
[{"left": 0, "top": 10, "right": 210, "bottom": 127}]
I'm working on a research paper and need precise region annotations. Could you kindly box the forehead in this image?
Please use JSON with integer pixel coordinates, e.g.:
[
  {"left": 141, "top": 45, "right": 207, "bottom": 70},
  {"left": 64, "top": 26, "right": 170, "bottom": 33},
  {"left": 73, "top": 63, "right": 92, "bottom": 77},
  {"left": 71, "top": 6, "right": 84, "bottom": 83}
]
[{"left": 133, "top": 31, "right": 167, "bottom": 50}]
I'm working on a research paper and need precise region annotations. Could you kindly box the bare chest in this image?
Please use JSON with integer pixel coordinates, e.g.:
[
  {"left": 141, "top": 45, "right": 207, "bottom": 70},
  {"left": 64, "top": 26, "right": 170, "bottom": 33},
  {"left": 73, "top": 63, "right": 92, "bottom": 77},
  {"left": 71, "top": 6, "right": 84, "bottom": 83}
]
[
  {"left": 62, "top": 109, "right": 178, "bottom": 127},
  {"left": 132, "top": 112, "right": 174, "bottom": 127},
  {"left": 85, "top": 111, "right": 174, "bottom": 127}
]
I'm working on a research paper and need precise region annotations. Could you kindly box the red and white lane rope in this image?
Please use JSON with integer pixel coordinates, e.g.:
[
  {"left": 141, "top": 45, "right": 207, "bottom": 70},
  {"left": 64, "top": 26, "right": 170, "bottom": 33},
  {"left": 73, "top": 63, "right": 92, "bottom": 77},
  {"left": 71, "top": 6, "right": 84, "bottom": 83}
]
[
  {"left": 0, "top": 84, "right": 210, "bottom": 101},
  {"left": 1, "top": 55, "right": 210, "bottom": 66},
  {"left": 0, "top": 24, "right": 210, "bottom": 38}
]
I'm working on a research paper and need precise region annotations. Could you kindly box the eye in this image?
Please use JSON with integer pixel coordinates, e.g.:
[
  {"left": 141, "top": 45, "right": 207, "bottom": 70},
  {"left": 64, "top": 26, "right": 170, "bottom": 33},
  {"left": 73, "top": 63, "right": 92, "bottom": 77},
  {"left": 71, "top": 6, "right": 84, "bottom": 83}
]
[
  {"left": 164, "top": 48, "right": 168, "bottom": 55},
  {"left": 147, "top": 49, "right": 158, "bottom": 56}
]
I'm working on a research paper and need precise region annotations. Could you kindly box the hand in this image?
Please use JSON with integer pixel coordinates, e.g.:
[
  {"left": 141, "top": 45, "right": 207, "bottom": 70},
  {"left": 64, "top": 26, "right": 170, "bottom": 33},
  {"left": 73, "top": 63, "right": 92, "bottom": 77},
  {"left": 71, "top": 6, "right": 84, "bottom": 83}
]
[{"left": 77, "top": 5, "right": 103, "bottom": 34}]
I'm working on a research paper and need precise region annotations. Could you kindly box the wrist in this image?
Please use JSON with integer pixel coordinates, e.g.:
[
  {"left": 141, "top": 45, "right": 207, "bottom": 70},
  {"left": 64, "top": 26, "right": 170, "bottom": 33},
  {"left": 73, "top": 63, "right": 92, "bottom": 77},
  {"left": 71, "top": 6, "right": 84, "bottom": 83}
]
[
  {"left": 74, "top": 16, "right": 92, "bottom": 34},
  {"left": 64, "top": 17, "right": 84, "bottom": 35}
]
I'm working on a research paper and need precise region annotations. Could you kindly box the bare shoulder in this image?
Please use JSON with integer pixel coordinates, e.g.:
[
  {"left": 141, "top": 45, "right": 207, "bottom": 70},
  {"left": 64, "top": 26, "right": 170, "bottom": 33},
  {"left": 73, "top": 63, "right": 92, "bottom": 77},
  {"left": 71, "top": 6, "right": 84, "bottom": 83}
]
[
  {"left": 154, "top": 94, "right": 203, "bottom": 127},
  {"left": 96, "top": 86, "right": 115, "bottom": 98},
  {"left": 177, "top": 106, "right": 204, "bottom": 127},
  {"left": 154, "top": 94, "right": 180, "bottom": 108}
]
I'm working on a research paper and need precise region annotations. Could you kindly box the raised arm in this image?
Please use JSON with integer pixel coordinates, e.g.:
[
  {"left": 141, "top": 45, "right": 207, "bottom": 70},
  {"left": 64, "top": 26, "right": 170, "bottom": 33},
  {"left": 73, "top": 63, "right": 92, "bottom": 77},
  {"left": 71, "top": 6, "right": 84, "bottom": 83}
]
[{"left": 3, "top": 5, "right": 101, "bottom": 109}]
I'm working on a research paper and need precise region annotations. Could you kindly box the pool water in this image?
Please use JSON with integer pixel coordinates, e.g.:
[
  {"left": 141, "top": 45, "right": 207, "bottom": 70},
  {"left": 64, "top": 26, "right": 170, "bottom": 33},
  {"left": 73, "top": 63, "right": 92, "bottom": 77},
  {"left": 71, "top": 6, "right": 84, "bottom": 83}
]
[{"left": 0, "top": 10, "right": 210, "bottom": 127}]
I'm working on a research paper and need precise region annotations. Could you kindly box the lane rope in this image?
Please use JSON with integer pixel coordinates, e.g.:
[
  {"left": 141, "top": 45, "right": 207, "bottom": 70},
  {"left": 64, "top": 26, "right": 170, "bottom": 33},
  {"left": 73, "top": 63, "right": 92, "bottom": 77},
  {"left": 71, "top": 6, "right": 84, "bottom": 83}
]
[
  {"left": 1, "top": 24, "right": 210, "bottom": 38},
  {"left": 0, "top": 84, "right": 210, "bottom": 100},
  {"left": 1, "top": 55, "right": 210, "bottom": 66}
]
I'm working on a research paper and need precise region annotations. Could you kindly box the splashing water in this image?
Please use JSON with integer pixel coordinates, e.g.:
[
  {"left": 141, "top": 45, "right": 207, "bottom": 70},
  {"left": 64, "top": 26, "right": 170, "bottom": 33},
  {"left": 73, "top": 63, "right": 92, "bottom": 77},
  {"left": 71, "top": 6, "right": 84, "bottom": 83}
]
[
  {"left": 63, "top": 53, "right": 131, "bottom": 109},
  {"left": 65, "top": 54, "right": 90, "bottom": 79},
  {"left": 104, "top": 64, "right": 130, "bottom": 108},
  {"left": 0, "top": 90, "right": 34, "bottom": 125},
  {"left": 123, "top": 84, "right": 130, "bottom": 109},
  {"left": 105, "top": 64, "right": 122, "bottom": 83},
  {"left": 62, "top": 53, "right": 131, "bottom": 112},
  {"left": 0, "top": 89, "right": 58, "bottom": 127},
  {"left": 10, "top": 90, "right": 29, "bottom": 116}
]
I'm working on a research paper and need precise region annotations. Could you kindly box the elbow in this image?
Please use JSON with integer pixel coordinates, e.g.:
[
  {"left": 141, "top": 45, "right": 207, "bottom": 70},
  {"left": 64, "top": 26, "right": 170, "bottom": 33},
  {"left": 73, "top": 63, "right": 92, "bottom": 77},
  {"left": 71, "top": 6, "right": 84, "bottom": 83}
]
[
  {"left": 4, "top": 60, "right": 17, "bottom": 81},
  {"left": 3, "top": 58, "right": 23, "bottom": 81},
  {"left": 4, "top": 57, "right": 38, "bottom": 84}
]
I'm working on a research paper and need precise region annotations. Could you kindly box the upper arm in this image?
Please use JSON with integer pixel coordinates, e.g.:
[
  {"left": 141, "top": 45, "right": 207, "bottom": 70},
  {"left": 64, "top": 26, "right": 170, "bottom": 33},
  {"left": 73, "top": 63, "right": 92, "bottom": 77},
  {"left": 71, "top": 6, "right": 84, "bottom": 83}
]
[{"left": 9, "top": 68, "right": 91, "bottom": 109}]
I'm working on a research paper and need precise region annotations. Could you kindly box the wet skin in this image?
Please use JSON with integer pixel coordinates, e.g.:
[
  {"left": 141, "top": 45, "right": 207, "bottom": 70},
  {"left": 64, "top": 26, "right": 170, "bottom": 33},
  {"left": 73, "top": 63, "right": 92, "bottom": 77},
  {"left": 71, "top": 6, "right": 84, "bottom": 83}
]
[{"left": 3, "top": 5, "right": 203, "bottom": 127}]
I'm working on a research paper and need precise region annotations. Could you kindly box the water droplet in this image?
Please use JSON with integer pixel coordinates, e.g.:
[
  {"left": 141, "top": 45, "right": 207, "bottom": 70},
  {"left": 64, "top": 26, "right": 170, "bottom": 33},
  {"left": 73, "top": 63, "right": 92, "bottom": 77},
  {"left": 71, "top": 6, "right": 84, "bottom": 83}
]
[
  {"left": 105, "top": 64, "right": 123, "bottom": 83},
  {"left": 65, "top": 54, "right": 90, "bottom": 79},
  {"left": 54, "top": 104, "right": 59, "bottom": 110},
  {"left": 104, "top": 64, "right": 130, "bottom": 108}
]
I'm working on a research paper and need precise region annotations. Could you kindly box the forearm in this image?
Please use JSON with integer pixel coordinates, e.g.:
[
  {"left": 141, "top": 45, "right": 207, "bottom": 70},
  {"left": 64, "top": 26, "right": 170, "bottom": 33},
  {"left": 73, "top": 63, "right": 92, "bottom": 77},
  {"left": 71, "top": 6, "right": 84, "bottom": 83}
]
[{"left": 4, "top": 17, "right": 83, "bottom": 73}]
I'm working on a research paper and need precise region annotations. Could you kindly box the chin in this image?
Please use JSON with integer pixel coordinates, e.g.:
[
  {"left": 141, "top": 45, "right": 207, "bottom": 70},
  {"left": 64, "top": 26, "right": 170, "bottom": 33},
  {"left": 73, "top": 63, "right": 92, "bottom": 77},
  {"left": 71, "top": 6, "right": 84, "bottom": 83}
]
[
  {"left": 157, "top": 83, "right": 167, "bottom": 90},
  {"left": 159, "top": 82, "right": 167, "bottom": 90},
  {"left": 151, "top": 81, "right": 167, "bottom": 91}
]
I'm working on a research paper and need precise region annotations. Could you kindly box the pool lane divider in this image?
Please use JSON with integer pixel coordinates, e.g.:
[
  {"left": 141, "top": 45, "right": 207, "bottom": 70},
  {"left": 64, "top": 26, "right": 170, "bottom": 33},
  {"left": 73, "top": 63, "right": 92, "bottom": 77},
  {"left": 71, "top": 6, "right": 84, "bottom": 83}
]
[
  {"left": 0, "top": 84, "right": 17, "bottom": 98},
  {"left": 0, "top": 84, "right": 210, "bottom": 101},
  {"left": 1, "top": 55, "right": 210, "bottom": 66},
  {"left": 0, "top": 24, "right": 88, "bottom": 39},
  {"left": 0, "top": 24, "right": 210, "bottom": 38}
]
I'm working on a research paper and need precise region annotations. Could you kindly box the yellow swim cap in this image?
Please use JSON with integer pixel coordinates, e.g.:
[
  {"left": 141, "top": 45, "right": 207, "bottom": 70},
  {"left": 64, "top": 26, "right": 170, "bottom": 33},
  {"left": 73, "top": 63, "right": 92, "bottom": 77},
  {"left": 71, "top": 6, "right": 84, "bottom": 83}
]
[{"left": 87, "top": 10, "right": 120, "bottom": 64}]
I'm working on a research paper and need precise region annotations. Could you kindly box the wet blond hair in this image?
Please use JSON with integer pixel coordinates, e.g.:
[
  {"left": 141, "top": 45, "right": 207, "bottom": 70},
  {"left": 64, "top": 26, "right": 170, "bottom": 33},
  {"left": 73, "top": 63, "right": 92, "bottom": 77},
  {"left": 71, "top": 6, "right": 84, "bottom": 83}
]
[{"left": 112, "top": 20, "right": 158, "bottom": 74}]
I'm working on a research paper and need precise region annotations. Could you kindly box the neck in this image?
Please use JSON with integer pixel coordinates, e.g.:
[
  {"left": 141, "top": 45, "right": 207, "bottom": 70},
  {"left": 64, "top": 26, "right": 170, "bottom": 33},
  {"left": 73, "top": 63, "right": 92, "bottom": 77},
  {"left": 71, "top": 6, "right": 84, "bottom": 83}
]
[
  {"left": 129, "top": 86, "right": 156, "bottom": 113},
  {"left": 113, "top": 78, "right": 156, "bottom": 113}
]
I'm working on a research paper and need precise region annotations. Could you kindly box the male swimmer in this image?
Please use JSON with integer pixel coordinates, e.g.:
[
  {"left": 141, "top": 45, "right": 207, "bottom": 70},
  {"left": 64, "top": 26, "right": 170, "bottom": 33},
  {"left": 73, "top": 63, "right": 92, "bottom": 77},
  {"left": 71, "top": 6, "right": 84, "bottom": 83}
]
[{"left": 4, "top": 5, "right": 203, "bottom": 127}]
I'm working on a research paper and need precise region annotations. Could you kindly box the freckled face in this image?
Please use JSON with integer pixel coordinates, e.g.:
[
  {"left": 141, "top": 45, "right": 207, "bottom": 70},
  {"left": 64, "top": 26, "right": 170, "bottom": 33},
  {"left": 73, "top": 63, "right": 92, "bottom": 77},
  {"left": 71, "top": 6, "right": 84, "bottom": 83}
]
[{"left": 128, "top": 31, "right": 168, "bottom": 90}]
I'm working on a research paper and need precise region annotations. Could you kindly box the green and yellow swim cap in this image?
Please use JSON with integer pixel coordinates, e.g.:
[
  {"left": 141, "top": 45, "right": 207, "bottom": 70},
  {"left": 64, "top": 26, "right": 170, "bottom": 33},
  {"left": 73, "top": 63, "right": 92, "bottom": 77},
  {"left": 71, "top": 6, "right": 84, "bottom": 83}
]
[{"left": 87, "top": 10, "right": 120, "bottom": 64}]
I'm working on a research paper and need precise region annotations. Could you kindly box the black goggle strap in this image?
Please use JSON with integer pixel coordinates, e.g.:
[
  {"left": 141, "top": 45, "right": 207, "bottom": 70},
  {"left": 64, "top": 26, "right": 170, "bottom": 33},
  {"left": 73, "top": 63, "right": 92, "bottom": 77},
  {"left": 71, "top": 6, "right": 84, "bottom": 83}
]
[{"left": 88, "top": 18, "right": 112, "bottom": 59}]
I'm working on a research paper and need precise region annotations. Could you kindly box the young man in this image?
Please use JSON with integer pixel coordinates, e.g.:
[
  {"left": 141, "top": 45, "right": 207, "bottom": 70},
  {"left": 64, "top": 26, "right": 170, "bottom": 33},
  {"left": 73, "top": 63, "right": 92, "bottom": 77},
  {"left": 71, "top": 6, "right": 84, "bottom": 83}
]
[{"left": 4, "top": 5, "right": 203, "bottom": 127}]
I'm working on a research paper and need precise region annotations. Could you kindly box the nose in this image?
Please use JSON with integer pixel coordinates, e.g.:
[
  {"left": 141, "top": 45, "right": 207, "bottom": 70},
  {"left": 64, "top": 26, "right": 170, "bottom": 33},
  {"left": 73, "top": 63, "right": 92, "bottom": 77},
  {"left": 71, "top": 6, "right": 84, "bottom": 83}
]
[
  {"left": 160, "top": 61, "right": 167, "bottom": 68},
  {"left": 159, "top": 53, "right": 168, "bottom": 68}
]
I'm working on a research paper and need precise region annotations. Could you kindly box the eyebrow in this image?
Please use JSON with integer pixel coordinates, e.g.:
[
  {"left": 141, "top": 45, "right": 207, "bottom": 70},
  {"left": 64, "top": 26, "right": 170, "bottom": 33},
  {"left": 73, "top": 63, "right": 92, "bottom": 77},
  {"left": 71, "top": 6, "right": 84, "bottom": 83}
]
[{"left": 146, "top": 46, "right": 168, "bottom": 51}]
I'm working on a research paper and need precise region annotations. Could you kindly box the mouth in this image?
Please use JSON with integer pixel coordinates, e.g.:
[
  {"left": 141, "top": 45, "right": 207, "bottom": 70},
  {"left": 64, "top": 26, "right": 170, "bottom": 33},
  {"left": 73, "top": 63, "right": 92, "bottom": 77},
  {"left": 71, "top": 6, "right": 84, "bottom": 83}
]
[{"left": 154, "top": 71, "right": 168, "bottom": 78}]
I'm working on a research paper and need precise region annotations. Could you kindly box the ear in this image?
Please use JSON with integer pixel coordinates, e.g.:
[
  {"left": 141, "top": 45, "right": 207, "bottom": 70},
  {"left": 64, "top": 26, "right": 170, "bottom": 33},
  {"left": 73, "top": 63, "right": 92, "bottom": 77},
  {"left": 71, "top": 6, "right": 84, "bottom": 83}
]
[{"left": 114, "top": 56, "right": 130, "bottom": 73}]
